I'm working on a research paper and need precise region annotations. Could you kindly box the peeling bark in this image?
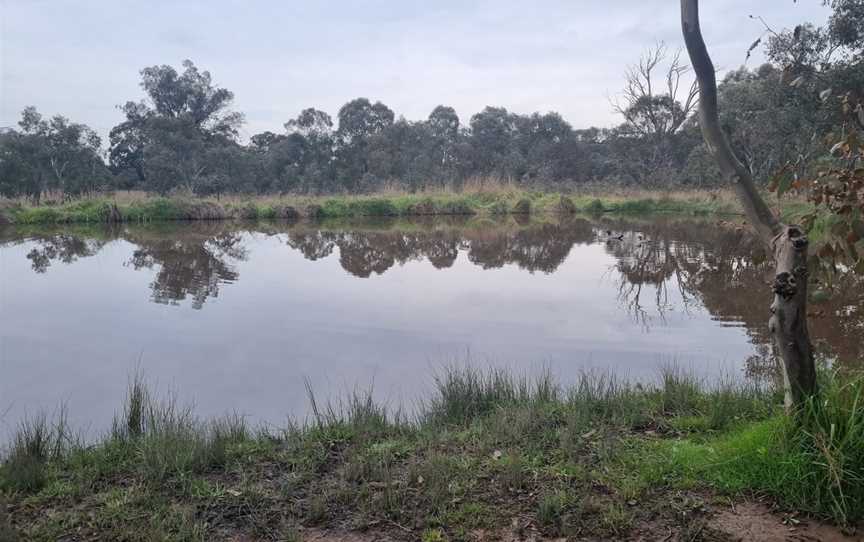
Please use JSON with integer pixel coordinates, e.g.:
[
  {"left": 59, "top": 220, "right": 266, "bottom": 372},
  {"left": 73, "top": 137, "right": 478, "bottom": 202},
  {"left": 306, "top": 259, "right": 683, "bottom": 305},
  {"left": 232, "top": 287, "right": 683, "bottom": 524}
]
[{"left": 680, "top": 0, "right": 817, "bottom": 410}]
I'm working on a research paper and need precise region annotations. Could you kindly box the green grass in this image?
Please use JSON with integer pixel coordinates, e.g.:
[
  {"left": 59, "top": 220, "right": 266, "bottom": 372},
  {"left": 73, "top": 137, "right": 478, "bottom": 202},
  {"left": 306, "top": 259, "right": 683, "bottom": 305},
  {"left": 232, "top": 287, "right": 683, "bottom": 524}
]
[
  {"left": 0, "top": 189, "right": 766, "bottom": 225},
  {"left": 613, "top": 371, "right": 864, "bottom": 526},
  {"left": 2, "top": 365, "right": 861, "bottom": 540}
]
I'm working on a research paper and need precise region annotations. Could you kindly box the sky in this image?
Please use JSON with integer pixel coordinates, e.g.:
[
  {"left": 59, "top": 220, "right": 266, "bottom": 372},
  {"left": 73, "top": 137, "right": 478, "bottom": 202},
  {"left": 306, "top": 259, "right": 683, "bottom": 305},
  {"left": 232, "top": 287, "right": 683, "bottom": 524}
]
[{"left": 0, "top": 0, "right": 830, "bottom": 143}]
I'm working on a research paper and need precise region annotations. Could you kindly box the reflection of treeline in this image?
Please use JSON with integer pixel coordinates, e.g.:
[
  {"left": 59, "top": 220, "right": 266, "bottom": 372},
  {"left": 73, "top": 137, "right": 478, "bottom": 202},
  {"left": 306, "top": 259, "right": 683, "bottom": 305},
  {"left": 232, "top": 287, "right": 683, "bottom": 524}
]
[
  {"left": 4, "top": 223, "right": 247, "bottom": 310},
  {"left": 285, "top": 218, "right": 595, "bottom": 277},
  {"left": 4, "top": 218, "right": 862, "bottom": 362}
]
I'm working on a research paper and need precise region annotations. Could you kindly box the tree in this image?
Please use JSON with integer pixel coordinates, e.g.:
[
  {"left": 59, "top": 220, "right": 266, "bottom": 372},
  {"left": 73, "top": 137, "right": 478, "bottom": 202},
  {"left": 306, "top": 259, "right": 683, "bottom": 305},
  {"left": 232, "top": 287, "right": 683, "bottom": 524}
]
[
  {"left": 284, "top": 108, "right": 336, "bottom": 192},
  {"left": 681, "top": 0, "right": 817, "bottom": 410},
  {"left": 427, "top": 106, "right": 461, "bottom": 185},
  {"left": 613, "top": 42, "right": 699, "bottom": 139},
  {"left": 137, "top": 60, "right": 243, "bottom": 136},
  {"left": 336, "top": 98, "right": 394, "bottom": 143},
  {"left": 335, "top": 98, "right": 395, "bottom": 190},
  {"left": 608, "top": 44, "right": 702, "bottom": 187},
  {"left": 285, "top": 108, "right": 333, "bottom": 138},
  {"left": 826, "top": 0, "right": 864, "bottom": 50},
  {"left": 108, "top": 60, "right": 245, "bottom": 195},
  {"left": 716, "top": 65, "right": 827, "bottom": 184},
  {"left": 467, "top": 106, "right": 521, "bottom": 178},
  {"left": 0, "top": 107, "right": 109, "bottom": 202}
]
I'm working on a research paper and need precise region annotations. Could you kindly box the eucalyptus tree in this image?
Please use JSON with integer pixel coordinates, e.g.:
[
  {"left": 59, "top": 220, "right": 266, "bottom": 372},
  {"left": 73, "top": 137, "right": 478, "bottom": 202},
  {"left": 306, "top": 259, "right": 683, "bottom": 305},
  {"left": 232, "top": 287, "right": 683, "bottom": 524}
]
[
  {"left": 109, "top": 60, "right": 245, "bottom": 195},
  {"left": 427, "top": 105, "right": 461, "bottom": 184},
  {"left": 716, "top": 65, "right": 826, "bottom": 183},
  {"left": 284, "top": 108, "right": 336, "bottom": 192},
  {"left": 0, "top": 107, "right": 109, "bottom": 202},
  {"left": 335, "top": 98, "right": 395, "bottom": 189},
  {"left": 680, "top": 0, "right": 817, "bottom": 409},
  {"left": 467, "top": 106, "right": 522, "bottom": 178}
]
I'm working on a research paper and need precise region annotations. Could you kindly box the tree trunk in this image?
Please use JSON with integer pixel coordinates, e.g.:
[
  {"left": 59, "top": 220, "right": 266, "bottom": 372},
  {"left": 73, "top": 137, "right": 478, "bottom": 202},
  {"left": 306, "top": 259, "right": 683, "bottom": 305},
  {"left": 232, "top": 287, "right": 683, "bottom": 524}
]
[
  {"left": 680, "top": 0, "right": 817, "bottom": 410},
  {"left": 770, "top": 225, "right": 818, "bottom": 409}
]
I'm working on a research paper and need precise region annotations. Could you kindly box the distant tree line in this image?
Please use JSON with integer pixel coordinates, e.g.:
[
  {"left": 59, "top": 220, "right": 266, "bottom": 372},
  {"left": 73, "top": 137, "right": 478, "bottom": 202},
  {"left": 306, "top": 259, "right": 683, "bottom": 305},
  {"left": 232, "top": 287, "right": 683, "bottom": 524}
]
[{"left": 0, "top": 3, "right": 860, "bottom": 202}]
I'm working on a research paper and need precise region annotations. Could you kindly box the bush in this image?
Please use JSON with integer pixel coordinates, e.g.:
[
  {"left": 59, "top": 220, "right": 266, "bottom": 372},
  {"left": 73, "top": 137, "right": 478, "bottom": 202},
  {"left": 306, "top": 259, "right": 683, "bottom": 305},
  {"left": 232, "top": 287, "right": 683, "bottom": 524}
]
[
  {"left": 585, "top": 199, "right": 605, "bottom": 214},
  {"left": 354, "top": 199, "right": 398, "bottom": 216}
]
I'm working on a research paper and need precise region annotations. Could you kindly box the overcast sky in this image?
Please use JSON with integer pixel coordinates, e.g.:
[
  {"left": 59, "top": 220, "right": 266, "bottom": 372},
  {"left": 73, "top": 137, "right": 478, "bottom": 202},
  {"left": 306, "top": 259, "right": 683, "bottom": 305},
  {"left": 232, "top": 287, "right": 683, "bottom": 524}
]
[{"left": 0, "top": 0, "right": 830, "bottom": 142}]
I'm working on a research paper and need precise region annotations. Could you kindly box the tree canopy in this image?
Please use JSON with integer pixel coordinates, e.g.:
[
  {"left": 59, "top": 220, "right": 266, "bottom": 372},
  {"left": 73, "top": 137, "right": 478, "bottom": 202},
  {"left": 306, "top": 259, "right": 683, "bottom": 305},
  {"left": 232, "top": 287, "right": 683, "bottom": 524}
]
[{"left": 0, "top": 4, "right": 861, "bottom": 202}]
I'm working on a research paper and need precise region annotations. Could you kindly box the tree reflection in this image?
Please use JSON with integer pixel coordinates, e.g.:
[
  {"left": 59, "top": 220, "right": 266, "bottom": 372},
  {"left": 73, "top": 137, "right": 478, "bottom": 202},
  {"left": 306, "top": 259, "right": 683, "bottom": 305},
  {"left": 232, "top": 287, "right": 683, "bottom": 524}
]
[
  {"left": 603, "top": 218, "right": 863, "bottom": 362},
  {"left": 3, "top": 217, "right": 862, "bottom": 363},
  {"left": 284, "top": 218, "right": 595, "bottom": 277},
  {"left": 127, "top": 229, "right": 247, "bottom": 309},
  {"left": 21, "top": 234, "right": 111, "bottom": 273}
]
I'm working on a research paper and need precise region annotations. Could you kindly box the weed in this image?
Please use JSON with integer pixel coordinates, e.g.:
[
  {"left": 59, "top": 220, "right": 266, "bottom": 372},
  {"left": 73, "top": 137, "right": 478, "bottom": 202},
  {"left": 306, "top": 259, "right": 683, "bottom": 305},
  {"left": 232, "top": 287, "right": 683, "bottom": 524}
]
[
  {"left": 658, "top": 364, "right": 702, "bottom": 415},
  {"left": 537, "top": 491, "right": 570, "bottom": 531},
  {"left": 421, "top": 528, "right": 445, "bottom": 542}
]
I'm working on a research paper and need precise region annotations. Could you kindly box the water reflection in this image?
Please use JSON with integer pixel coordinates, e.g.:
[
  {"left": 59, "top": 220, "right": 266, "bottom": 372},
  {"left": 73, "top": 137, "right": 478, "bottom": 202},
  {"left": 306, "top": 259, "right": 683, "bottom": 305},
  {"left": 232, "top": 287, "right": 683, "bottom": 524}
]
[
  {"left": 283, "top": 218, "right": 595, "bottom": 277},
  {"left": 24, "top": 233, "right": 109, "bottom": 273},
  {"left": 127, "top": 230, "right": 247, "bottom": 309},
  {"left": 2, "top": 216, "right": 861, "bottom": 363}
]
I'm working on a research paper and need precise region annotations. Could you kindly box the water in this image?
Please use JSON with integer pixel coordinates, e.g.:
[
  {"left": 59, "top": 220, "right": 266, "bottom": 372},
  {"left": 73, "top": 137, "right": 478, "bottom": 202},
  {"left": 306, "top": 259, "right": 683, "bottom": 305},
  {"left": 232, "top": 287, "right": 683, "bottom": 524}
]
[{"left": 1, "top": 216, "right": 861, "bottom": 438}]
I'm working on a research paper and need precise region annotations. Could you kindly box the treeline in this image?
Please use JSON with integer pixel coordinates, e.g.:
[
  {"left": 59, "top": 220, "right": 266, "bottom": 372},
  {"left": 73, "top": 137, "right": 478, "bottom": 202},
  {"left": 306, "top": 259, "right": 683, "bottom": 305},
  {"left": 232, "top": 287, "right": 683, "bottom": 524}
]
[{"left": 0, "top": 3, "right": 861, "bottom": 202}]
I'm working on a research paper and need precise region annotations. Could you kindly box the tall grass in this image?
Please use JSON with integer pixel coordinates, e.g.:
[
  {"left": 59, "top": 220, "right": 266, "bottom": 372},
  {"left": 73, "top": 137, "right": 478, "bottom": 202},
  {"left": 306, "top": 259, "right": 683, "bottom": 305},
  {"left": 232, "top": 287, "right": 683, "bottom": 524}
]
[
  {"left": 0, "top": 408, "right": 73, "bottom": 492},
  {"left": 421, "top": 365, "right": 559, "bottom": 426},
  {"left": 790, "top": 372, "right": 864, "bottom": 524},
  {"left": 121, "top": 390, "right": 248, "bottom": 482},
  {"left": 565, "top": 370, "right": 652, "bottom": 430},
  {"left": 303, "top": 379, "right": 406, "bottom": 439},
  {"left": 2, "top": 184, "right": 789, "bottom": 224},
  {"left": 2, "top": 363, "right": 861, "bottom": 527},
  {"left": 650, "top": 371, "right": 864, "bottom": 525}
]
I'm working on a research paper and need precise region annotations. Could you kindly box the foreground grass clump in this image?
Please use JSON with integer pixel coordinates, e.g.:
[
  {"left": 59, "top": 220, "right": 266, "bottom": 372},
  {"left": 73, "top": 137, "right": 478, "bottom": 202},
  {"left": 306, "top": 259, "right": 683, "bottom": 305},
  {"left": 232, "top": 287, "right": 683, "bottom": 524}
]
[
  {"left": 639, "top": 371, "right": 864, "bottom": 525},
  {"left": 1, "top": 366, "right": 861, "bottom": 540},
  {"left": 0, "top": 410, "right": 72, "bottom": 493}
]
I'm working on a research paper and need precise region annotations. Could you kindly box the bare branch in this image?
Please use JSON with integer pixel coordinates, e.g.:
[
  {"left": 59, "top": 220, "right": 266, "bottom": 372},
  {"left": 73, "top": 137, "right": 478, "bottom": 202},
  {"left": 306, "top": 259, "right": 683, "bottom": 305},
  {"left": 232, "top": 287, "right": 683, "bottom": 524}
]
[{"left": 614, "top": 41, "right": 700, "bottom": 138}]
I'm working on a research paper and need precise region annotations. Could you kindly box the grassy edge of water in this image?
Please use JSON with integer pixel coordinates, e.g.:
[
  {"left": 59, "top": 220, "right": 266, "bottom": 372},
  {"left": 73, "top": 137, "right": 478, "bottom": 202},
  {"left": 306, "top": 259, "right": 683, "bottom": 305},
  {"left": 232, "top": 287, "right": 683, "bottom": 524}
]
[
  {"left": 0, "top": 190, "right": 756, "bottom": 226},
  {"left": 2, "top": 366, "right": 861, "bottom": 541}
]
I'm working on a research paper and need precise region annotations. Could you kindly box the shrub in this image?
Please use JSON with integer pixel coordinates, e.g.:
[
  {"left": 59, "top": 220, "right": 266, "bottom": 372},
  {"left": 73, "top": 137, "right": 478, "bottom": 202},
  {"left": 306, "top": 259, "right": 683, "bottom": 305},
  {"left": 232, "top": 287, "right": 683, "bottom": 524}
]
[{"left": 585, "top": 199, "right": 605, "bottom": 214}]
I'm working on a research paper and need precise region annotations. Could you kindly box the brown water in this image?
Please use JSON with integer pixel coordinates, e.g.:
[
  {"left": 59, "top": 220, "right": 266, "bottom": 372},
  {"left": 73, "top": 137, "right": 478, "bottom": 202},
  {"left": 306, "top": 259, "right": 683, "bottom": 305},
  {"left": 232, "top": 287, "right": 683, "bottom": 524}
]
[{"left": 1, "top": 216, "right": 861, "bottom": 437}]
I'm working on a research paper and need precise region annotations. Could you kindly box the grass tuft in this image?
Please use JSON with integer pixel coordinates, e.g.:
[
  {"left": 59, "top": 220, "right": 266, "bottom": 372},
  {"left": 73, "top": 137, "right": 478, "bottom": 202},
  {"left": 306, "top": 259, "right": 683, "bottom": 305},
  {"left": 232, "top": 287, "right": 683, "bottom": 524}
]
[{"left": 0, "top": 409, "right": 72, "bottom": 492}]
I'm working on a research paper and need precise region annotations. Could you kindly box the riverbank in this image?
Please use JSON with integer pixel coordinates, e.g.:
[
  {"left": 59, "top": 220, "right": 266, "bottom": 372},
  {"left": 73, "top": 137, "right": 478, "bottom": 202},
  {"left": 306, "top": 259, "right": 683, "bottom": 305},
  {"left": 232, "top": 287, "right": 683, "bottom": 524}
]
[
  {"left": 0, "top": 188, "right": 797, "bottom": 225},
  {"left": 2, "top": 367, "right": 861, "bottom": 541}
]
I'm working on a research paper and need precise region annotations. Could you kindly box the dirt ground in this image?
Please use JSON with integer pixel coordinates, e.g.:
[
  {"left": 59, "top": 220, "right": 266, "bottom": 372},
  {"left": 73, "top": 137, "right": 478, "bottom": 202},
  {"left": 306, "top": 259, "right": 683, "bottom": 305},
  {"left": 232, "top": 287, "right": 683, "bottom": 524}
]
[{"left": 291, "top": 500, "right": 861, "bottom": 542}]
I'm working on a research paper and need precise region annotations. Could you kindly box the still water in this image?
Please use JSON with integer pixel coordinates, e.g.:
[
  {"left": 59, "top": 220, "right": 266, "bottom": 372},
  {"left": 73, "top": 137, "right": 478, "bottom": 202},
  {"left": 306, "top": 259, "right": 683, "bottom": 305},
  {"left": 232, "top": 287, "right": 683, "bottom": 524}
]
[{"left": 1, "top": 216, "right": 861, "bottom": 437}]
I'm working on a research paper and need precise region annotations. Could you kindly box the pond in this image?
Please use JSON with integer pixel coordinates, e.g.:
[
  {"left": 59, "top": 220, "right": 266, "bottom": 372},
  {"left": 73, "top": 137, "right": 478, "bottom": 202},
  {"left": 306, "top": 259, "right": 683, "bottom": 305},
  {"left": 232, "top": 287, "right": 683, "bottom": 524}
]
[{"left": 1, "top": 215, "right": 861, "bottom": 438}]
